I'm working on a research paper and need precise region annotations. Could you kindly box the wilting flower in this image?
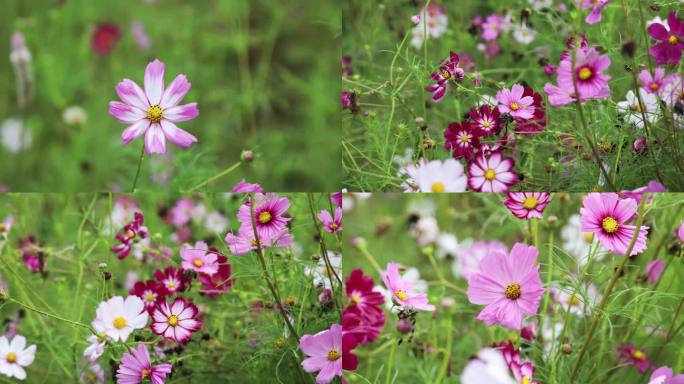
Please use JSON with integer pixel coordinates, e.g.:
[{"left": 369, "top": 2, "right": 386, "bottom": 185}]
[
  {"left": 575, "top": 0, "right": 609, "bottom": 24},
  {"left": 403, "top": 158, "right": 467, "bottom": 192},
  {"left": 497, "top": 84, "right": 535, "bottom": 119},
  {"left": 503, "top": 193, "right": 551, "bottom": 219},
  {"left": 91, "top": 296, "right": 148, "bottom": 342},
  {"left": 345, "top": 269, "right": 385, "bottom": 320},
  {"left": 426, "top": 52, "right": 464, "bottom": 102},
  {"left": 580, "top": 193, "right": 649, "bottom": 256},
  {"left": 648, "top": 366, "right": 684, "bottom": 384},
  {"left": 91, "top": 23, "right": 120, "bottom": 55},
  {"left": 237, "top": 194, "right": 291, "bottom": 241},
  {"left": 151, "top": 297, "right": 202, "bottom": 344},
  {"left": 318, "top": 207, "right": 342, "bottom": 233},
  {"left": 467, "top": 243, "right": 544, "bottom": 329},
  {"left": 444, "top": 121, "right": 481, "bottom": 160},
  {"left": 381, "top": 262, "right": 435, "bottom": 311},
  {"left": 116, "top": 344, "right": 172, "bottom": 384},
  {"left": 467, "top": 151, "right": 519, "bottom": 192},
  {"left": 648, "top": 12, "right": 683, "bottom": 66},
  {"left": 83, "top": 331, "right": 107, "bottom": 362},
  {"left": 639, "top": 67, "right": 673, "bottom": 95},
  {"left": 0, "top": 335, "right": 36, "bottom": 380},
  {"left": 198, "top": 252, "right": 234, "bottom": 297},
  {"left": 616, "top": 90, "right": 659, "bottom": 128},
  {"left": 225, "top": 225, "right": 292, "bottom": 256},
  {"left": 109, "top": 59, "right": 199, "bottom": 154},
  {"left": 469, "top": 104, "right": 501, "bottom": 137},
  {"left": 645, "top": 259, "right": 665, "bottom": 284},
  {"left": 617, "top": 343, "right": 651, "bottom": 373},
  {"left": 180, "top": 241, "right": 219, "bottom": 275},
  {"left": 410, "top": 4, "right": 448, "bottom": 49},
  {"left": 112, "top": 212, "right": 148, "bottom": 260},
  {"left": 299, "top": 324, "right": 343, "bottom": 384},
  {"left": 231, "top": 179, "right": 264, "bottom": 193},
  {"left": 130, "top": 280, "right": 168, "bottom": 313}
]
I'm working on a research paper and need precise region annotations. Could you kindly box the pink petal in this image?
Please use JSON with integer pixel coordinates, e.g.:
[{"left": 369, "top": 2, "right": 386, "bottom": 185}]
[
  {"left": 121, "top": 119, "right": 149, "bottom": 144},
  {"left": 161, "top": 74, "right": 191, "bottom": 109},
  {"left": 160, "top": 119, "right": 197, "bottom": 148},
  {"left": 144, "top": 123, "right": 167, "bottom": 154},
  {"left": 144, "top": 59, "right": 165, "bottom": 105},
  {"left": 109, "top": 101, "right": 146, "bottom": 124},
  {"left": 116, "top": 79, "right": 150, "bottom": 110}
]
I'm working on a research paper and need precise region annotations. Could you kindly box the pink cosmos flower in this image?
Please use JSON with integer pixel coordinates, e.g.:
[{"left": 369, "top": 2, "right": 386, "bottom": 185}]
[
  {"left": 426, "top": 52, "right": 464, "bottom": 102},
  {"left": 129, "top": 280, "right": 168, "bottom": 313},
  {"left": 503, "top": 192, "right": 551, "bottom": 219},
  {"left": 617, "top": 343, "right": 651, "bottom": 373},
  {"left": 455, "top": 240, "right": 508, "bottom": 280},
  {"left": 236, "top": 194, "right": 291, "bottom": 240},
  {"left": 559, "top": 46, "right": 611, "bottom": 100},
  {"left": 225, "top": 225, "right": 292, "bottom": 256},
  {"left": 481, "top": 14, "right": 505, "bottom": 41},
  {"left": 497, "top": 84, "right": 535, "bottom": 119},
  {"left": 469, "top": 104, "right": 501, "bottom": 137},
  {"left": 151, "top": 297, "right": 202, "bottom": 344},
  {"left": 638, "top": 67, "right": 673, "bottom": 94},
  {"left": 543, "top": 82, "right": 577, "bottom": 107},
  {"left": 648, "top": 12, "right": 684, "bottom": 66},
  {"left": 467, "top": 151, "right": 519, "bottom": 192},
  {"left": 620, "top": 180, "right": 667, "bottom": 204},
  {"left": 499, "top": 341, "right": 539, "bottom": 384},
  {"left": 170, "top": 198, "right": 194, "bottom": 227},
  {"left": 109, "top": 59, "right": 199, "bottom": 154},
  {"left": 131, "top": 21, "right": 151, "bottom": 50},
  {"left": 575, "top": 0, "right": 609, "bottom": 25},
  {"left": 331, "top": 192, "right": 342, "bottom": 208},
  {"left": 116, "top": 344, "right": 172, "bottom": 384},
  {"left": 678, "top": 220, "right": 684, "bottom": 242},
  {"left": 300, "top": 324, "right": 343, "bottom": 384},
  {"left": 231, "top": 179, "right": 264, "bottom": 193},
  {"left": 467, "top": 243, "right": 544, "bottom": 329},
  {"left": 645, "top": 259, "right": 665, "bottom": 284},
  {"left": 180, "top": 241, "right": 219, "bottom": 275},
  {"left": 198, "top": 252, "right": 234, "bottom": 297},
  {"left": 381, "top": 262, "right": 435, "bottom": 311},
  {"left": 318, "top": 207, "right": 342, "bottom": 233},
  {"left": 648, "top": 366, "right": 684, "bottom": 384},
  {"left": 154, "top": 266, "right": 189, "bottom": 294},
  {"left": 580, "top": 193, "right": 649, "bottom": 256},
  {"left": 444, "top": 121, "right": 481, "bottom": 160}
]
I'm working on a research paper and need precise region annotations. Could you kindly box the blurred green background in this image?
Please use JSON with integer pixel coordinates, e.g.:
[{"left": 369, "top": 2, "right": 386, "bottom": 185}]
[{"left": 0, "top": 0, "right": 340, "bottom": 192}]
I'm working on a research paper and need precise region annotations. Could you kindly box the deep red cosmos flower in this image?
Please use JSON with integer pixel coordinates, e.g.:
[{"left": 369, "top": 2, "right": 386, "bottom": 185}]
[
  {"left": 345, "top": 269, "right": 384, "bottom": 321},
  {"left": 469, "top": 104, "right": 501, "bottom": 137},
  {"left": 444, "top": 121, "right": 481, "bottom": 160},
  {"left": 154, "top": 265, "right": 190, "bottom": 294},
  {"left": 91, "top": 23, "right": 121, "bottom": 55},
  {"left": 129, "top": 279, "right": 169, "bottom": 313}
]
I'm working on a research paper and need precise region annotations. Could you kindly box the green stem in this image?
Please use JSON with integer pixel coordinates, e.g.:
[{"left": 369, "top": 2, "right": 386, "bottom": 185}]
[
  {"left": 188, "top": 160, "right": 242, "bottom": 192},
  {"left": 385, "top": 340, "right": 397, "bottom": 384},
  {"left": 130, "top": 141, "right": 146, "bottom": 192},
  {"left": 8, "top": 297, "right": 95, "bottom": 334}
]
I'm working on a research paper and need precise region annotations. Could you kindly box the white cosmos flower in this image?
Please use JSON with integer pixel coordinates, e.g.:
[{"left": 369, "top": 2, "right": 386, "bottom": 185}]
[
  {"left": 304, "top": 251, "right": 342, "bottom": 290},
  {"left": 0, "top": 335, "right": 36, "bottom": 381},
  {"left": 561, "top": 214, "right": 607, "bottom": 267},
  {"left": 512, "top": 23, "right": 537, "bottom": 45},
  {"left": 1, "top": 118, "right": 32, "bottom": 154},
  {"left": 410, "top": 216, "right": 440, "bottom": 247},
  {"left": 435, "top": 233, "right": 460, "bottom": 260},
  {"left": 403, "top": 158, "right": 467, "bottom": 192},
  {"left": 62, "top": 106, "right": 87, "bottom": 126},
  {"left": 461, "top": 348, "right": 517, "bottom": 384},
  {"left": 616, "top": 89, "right": 659, "bottom": 128},
  {"left": 410, "top": 5, "right": 448, "bottom": 49},
  {"left": 204, "top": 211, "right": 228, "bottom": 234},
  {"left": 83, "top": 322, "right": 108, "bottom": 363},
  {"left": 91, "top": 296, "right": 148, "bottom": 342},
  {"left": 527, "top": 0, "right": 553, "bottom": 11}
]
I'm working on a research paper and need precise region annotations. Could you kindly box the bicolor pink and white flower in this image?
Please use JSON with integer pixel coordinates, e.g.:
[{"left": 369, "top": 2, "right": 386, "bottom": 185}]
[
  {"left": 109, "top": 59, "right": 199, "bottom": 154},
  {"left": 154, "top": 265, "right": 188, "bottom": 294},
  {"left": 467, "top": 151, "right": 519, "bottom": 192},
  {"left": 648, "top": 366, "right": 684, "bottom": 384},
  {"left": 130, "top": 279, "right": 169, "bottom": 313},
  {"left": 467, "top": 243, "right": 545, "bottom": 329},
  {"left": 580, "top": 193, "right": 649, "bottom": 256},
  {"left": 151, "top": 297, "right": 202, "bottom": 344},
  {"left": 381, "top": 262, "right": 435, "bottom": 311},
  {"left": 180, "top": 241, "right": 219, "bottom": 275},
  {"left": 469, "top": 104, "right": 501, "bottom": 137},
  {"left": 91, "top": 296, "right": 149, "bottom": 342},
  {"left": 503, "top": 193, "right": 551, "bottom": 220},
  {"left": 116, "top": 344, "right": 172, "bottom": 384},
  {"left": 300, "top": 324, "right": 343, "bottom": 384},
  {"left": 0, "top": 335, "right": 36, "bottom": 380},
  {"left": 318, "top": 207, "right": 342, "bottom": 233},
  {"left": 497, "top": 84, "right": 535, "bottom": 119}
]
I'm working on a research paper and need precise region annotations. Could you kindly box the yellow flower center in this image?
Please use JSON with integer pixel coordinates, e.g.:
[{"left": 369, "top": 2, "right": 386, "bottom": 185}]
[
  {"left": 431, "top": 181, "right": 445, "bottom": 192},
  {"left": 324, "top": 266, "right": 335, "bottom": 277},
  {"left": 505, "top": 283, "right": 521, "bottom": 300},
  {"left": 578, "top": 67, "right": 593, "bottom": 81},
  {"left": 194, "top": 258, "right": 204, "bottom": 267},
  {"left": 144, "top": 292, "right": 155, "bottom": 302},
  {"left": 167, "top": 280, "right": 176, "bottom": 289},
  {"left": 168, "top": 314, "right": 179, "bottom": 326},
  {"left": 632, "top": 350, "right": 646, "bottom": 361},
  {"left": 441, "top": 69, "right": 451, "bottom": 79},
  {"left": 522, "top": 196, "right": 538, "bottom": 209},
  {"left": 650, "top": 83, "right": 660, "bottom": 91},
  {"left": 258, "top": 211, "right": 272, "bottom": 224},
  {"left": 601, "top": 216, "right": 619, "bottom": 233},
  {"left": 327, "top": 349, "right": 341, "bottom": 361},
  {"left": 484, "top": 169, "right": 496, "bottom": 181},
  {"left": 141, "top": 369, "right": 151, "bottom": 379},
  {"left": 482, "top": 121, "right": 491, "bottom": 128},
  {"left": 567, "top": 295, "right": 582, "bottom": 306},
  {"left": 146, "top": 104, "right": 163, "bottom": 123},
  {"left": 459, "top": 133, "right": 470, "bottom": 143},
  {"left": 275, "top": 337, "right": 286, "bottom": 348},
  {"left": 522, "top": 376, "right": 531, "bottom": 384},
  {"left": 630, "top": 103, "right": 641, "bottom": 112},
  {"left": 669, "top": 35, "right": 679, "bottom": 45},
  {"left": 395, "top": 290, "right": 409, "bottom": 301},
  {"left": 583, "top": 232, "right": 594, "bottom": 243},
  {"left": 510, "top": 102, "right": 519, "bottom": 111},
  {"left": 5, "top": 352, "right": 17, "bottom": 364},
  {"left": 113, "top": 316, "right": 127, "bottom": 329},
  {"left": 351, "top": 294, "right": 361, "bottom": 304}
]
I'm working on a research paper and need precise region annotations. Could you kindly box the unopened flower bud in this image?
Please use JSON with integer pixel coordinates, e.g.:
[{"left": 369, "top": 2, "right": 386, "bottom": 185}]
[
  {"left": 562, "top": 343, "right": 572, "bottom": 354},
  {"left": 396, "top": 319, "right": 413, "bottom": 334},
  {"left": 241, "top": 150, "right": 254, "bottom": 162}
]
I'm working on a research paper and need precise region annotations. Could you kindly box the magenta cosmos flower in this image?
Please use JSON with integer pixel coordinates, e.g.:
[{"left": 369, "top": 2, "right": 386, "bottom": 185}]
[
  {"left": 469, "top": 104, "right": 501, "bottom": 137},
  {"left": 237, "top": 194, "right": 291, "bottom": 240},
  {"left": 481, "top": 14, "right": 505, "bottom": 41},
  {"left": 300, "top": 323, "right": 343, "bottom": 384},
  {"left": 109, "top": 59, "right": 199, "bottom": 154},
  {"left": 151, "top": 297, "right": 202, "bottom": 344},
  {"left": 617, "top": 343, "right": 651, "bottom": 373},
  {"left": 426, "top": 51, "right": 464, "bottom": 102},
  {"left": 648, "top": 12, "right": 684, "bottom": 66},
  {"left": 678, "top": 220, "right": 684, "bottom": 242},
  {"left": 224, "top": 225, "right": 292, "bottom": 256},
  {"left": 466, "top": 243, "right": 544, "bottom": 329},
  {"left": 444, "top": 121, "right": 480, "bottom": 160},
  {"left": 497, "top": 84, "right": 535, "bottom": 120},
  {"left": 318, "top": 207, "right": 342, "bottom": 233},
  {"left": 648, "top": 366, "right": 684, "bottom": 384},
  {"left": 544, "top": 45, "right": 611, "bottom": 106},
  {"left": 580, "top": 193, "right": 649, "bottom": 256},
  {"left": 345, "top": 269, "right": 385, "bottom": 321},
  {"left": 639, "top": 67, "right": 673, "bottom": 95},
  {"left": 116, "top": 344, "right": 172, "bottom": 384},
  {"left": 180, "top": 241, "right": 219, "bottom": 275},
  {"left": 468, "top": 151, "right": 519, "bottom": 192},
  {"left": 644, "top": 259, "right": 665, "bottom": 284},
  {"left": 503, "top": 192, "right": 551, "bottom": 219},
  {"left": 381, "top": 262, "right": 435, "bottom": 311},
  {"left": 575, "top": 0, "right": 609, "bottom": 25}
]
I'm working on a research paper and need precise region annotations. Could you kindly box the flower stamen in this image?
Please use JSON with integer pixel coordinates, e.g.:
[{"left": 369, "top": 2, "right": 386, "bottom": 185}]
[
  {"left": 146, "top": 104, "right": 163, "bottom": 123},
  {"left": 601, "top": 216, "right": 619, "bottom": 233},
  {"left": 113, "top": 316, "right": 127, "bottom": 330},
  {"left": 327, "top": 349, "right": 341, "bottom": 361},
  {"left": 505, "top": 283, "right": 521, "bottom": 300}
]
